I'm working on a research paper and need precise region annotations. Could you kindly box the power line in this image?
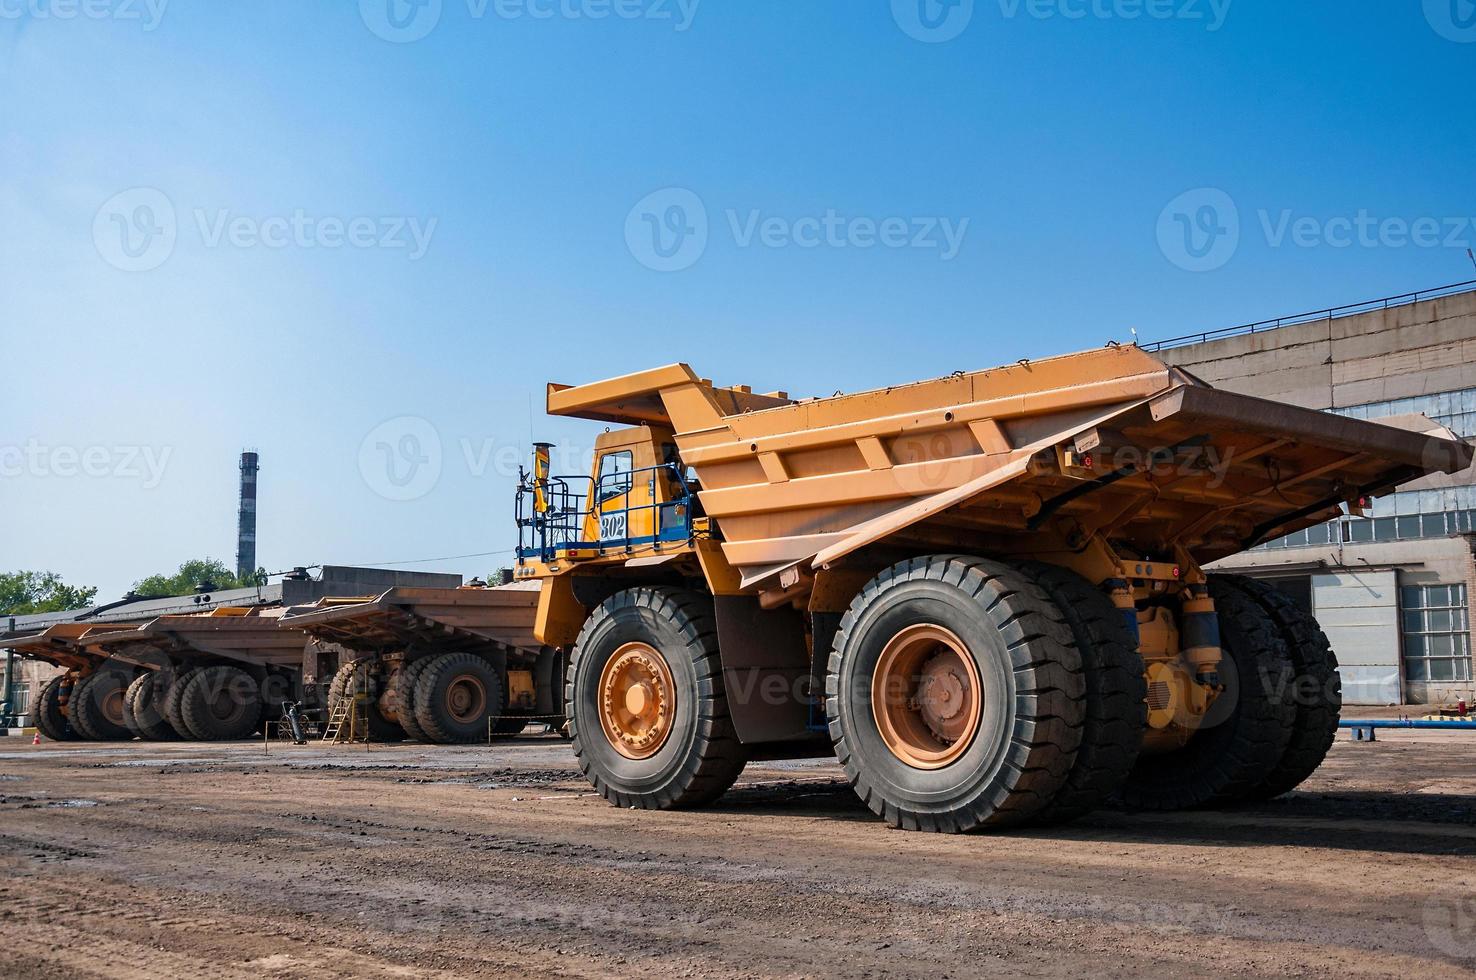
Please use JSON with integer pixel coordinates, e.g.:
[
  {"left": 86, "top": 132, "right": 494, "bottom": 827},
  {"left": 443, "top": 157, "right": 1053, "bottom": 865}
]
[{"left": 263, "top": 548, "right": 516, "bottom": 577}]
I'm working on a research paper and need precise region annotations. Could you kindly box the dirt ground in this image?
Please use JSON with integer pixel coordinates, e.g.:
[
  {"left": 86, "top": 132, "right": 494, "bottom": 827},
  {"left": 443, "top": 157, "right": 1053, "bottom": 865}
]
[{"left": 1, "top": 730, "right": 1474, "bottom": 980}]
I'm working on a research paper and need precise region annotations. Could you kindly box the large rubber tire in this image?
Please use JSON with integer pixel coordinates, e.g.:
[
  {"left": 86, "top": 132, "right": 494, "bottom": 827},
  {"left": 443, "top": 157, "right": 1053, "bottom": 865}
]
[
  {"left": 328, "top": 658, "right": 405, "bottom": 742},
  {"left": 163, "top": 667, "right": 204, "bottom": 740},
  {"left": 413, "top": 653, "right": 503, "bottom": 744},
  {"left": 34, "top": 675, "right": 78, "bottom": 742},
  {"left": 568, "top": 588, "right": 747, "bottom": 809},
  {"left": 827, "top": 556, "right": 1086, "bottom": 833},
  {"left": 180, "top": 666, "right": 263, "bottom": 741},
  {"left": 390, "top": 657, "right": 435, "bottom": 742},
  {"left": 1216, "top": 574, "right": 1342, "bottom": 799},
  {"left": 122, "top": 672, "right": 180, "bottom": 740},
  {"left": 1118, "top": 579, "right": 1297, "bottom": 810},
  {"left": 1019, "top": 562, "right": 1147, "bottom": 823},
  {"left": 70, "top": 668, "right": 135, "bottom": 741}
]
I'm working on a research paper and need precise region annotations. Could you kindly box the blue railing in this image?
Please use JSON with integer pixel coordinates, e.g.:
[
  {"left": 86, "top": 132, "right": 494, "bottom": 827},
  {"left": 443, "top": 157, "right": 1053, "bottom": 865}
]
[{"left": 516, "top": 463, "right": 695, "bottom": 563}]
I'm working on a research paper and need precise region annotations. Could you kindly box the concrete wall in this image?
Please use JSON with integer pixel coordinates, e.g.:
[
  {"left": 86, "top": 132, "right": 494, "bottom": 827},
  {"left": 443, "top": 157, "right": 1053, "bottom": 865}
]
[{"left": 1171, "top": 289, "right": 1476, "bottom": 706}]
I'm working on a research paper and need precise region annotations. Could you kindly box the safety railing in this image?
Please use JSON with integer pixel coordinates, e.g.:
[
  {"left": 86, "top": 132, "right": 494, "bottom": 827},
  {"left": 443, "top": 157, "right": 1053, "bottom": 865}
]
[
  {"left": 1141, "top": 279, "right": 1476, "bottom": 352},
  {"left": 516, "top": 463, "right": 695, "bottom": 563}
]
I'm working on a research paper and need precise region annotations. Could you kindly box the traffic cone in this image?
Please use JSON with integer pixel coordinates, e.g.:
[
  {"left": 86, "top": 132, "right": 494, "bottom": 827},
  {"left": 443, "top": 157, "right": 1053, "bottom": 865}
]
[{"left": 32, "top": 732, "right": 41, "bottom": 745}]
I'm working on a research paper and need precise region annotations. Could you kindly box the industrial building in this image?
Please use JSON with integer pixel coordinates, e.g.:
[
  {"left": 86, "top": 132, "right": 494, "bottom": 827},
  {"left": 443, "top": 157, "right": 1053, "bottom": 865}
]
[{"left": 1154, "top": 282, "right": 1476, "bottom": 705}]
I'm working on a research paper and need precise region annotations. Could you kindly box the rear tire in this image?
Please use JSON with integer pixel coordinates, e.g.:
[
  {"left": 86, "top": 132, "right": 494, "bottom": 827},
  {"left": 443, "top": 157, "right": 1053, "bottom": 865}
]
[
  {"left": 34, "top": 675, "right": 78, "bottom": 742},
  {"left": 390, "top": 657, "right": 434, "bottom": 742},
  {"left": 569, "top": 588, "right": 747, "bottom": 809},
  {"left": 122, "top": 672, "right": 180, "bottom": 740},
  {"left": 1019, "top": 562, "right": 1146, "bottom": 823},
  {"left": 70, "top": 668, "right": 135, "bottom": 741},
  {"left": 827, "top": 556, "right": 1085, "bottom": 833},
  {"left": 163, "top": 667, "right": 204, "bottom": 740},
  {"left": 413, "top": 653, "right": 502, "bottom": 744},
  {"left": 1217, "top": 574, "right": 1341, "bottom": 799},
  {"left": 180, "top": 666, "right": 263, "bottom": 741},
  {"left": 1118, "top": 579, "right": 1296, "bottom": 810}
]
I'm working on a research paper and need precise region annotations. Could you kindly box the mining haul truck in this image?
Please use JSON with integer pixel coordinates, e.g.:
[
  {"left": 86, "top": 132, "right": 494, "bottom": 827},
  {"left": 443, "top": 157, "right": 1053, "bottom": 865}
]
[
  {"left": 512, "top": 345, "right": 1473, "bottom": 832},
  {"left": 281, "top": 583, "right": 564, "bottom": 743},
  {"left": 4, "top": 624, "right": 141, "bottom": 741},
  {"left": 81, "top": 607, "right": 309, "bottom": 741}
]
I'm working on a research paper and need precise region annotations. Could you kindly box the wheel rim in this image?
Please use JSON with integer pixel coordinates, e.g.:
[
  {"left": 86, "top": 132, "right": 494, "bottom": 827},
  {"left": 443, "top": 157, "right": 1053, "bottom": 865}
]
[
  {"left": 598, "top": 642, "right": 676, "bottom": 760},
  {"left": 102, "top": 684, "right": 127, "bottom": 727},
  {"left": 445, "top": 675, "right": 487, "bottom": 723},
  {"left": 872, "top": 624, "right": 982, "bottom": 770}
]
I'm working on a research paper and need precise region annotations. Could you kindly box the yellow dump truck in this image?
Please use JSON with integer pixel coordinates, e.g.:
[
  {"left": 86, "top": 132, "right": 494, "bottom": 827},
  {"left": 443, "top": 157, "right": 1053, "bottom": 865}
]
[
  {"left": 4, "top": 624, "right": 141, "bottom": 741},
  {"left": 281, "top": 583, "right": 563, "bottom": 743},
  {"left": 514, "top": 345, "right": 1473, "bottom": 831}
]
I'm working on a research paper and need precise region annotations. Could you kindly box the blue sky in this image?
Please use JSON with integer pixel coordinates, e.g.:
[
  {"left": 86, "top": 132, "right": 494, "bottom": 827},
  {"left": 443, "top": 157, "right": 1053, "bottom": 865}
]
[{"left": 2, "top": 0, "right": 1474, "bottom": 601}]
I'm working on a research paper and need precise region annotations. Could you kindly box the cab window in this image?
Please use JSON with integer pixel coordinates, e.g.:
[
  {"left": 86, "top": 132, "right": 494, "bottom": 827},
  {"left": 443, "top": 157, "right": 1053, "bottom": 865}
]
[{"left": 597, "top": 451, "right": 633, "bottom": 502}]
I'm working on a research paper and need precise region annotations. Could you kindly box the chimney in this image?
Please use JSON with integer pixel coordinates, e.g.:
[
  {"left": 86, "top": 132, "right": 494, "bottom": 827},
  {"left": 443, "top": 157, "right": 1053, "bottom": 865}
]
[{"left": 237, "top": 450, "right": 259, "bottom": 582}]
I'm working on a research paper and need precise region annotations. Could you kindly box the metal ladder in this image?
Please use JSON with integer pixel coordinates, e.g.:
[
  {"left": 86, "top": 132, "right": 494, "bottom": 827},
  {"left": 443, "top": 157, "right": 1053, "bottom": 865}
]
[{"left": 322, "top": 693, "right": 367, "bottom": 744}]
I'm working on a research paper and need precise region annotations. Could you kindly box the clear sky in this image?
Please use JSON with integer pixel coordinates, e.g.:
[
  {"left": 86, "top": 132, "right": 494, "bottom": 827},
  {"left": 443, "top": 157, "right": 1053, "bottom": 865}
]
[{"left": 2, "top": 1, "right": 1474, "bottom": 602}]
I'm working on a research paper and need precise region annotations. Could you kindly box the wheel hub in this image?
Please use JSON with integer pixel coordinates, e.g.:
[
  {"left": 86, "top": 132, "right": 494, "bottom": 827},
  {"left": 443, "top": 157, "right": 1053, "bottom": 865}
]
[
  {"left": 446, "top": 676, "right": 487, "bottom": 723},
  {"left": 599, "top": 642, "right": 675, "bottom": 760},
  {"left": 872, "top": 624, "right": 982, "bottom": 770}
]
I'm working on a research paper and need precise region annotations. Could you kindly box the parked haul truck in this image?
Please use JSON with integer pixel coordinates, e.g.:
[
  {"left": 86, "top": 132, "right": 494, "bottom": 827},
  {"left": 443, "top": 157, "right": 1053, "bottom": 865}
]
[{"left": 513, "top": 345, "right": 1472, "bottom": 831}]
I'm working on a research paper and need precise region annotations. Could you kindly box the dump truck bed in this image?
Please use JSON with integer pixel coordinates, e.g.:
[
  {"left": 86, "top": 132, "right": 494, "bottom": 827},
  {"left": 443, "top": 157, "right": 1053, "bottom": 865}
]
[
  {"left": 280, "top": 585, "right": 541, "bottom": 656},
  {"left": 548, "top": 345, "right": 1473, "bottom": 588},
  {"left": 1, "top": 623, "right": 139, "bottom": 671},
  {"left": 82, "top": 610, "right": 306, "bottom": 671}
]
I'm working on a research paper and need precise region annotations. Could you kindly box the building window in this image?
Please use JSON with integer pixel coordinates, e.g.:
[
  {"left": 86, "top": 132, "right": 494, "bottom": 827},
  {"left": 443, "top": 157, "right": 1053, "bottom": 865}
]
[
  {"left": 1402, "top": 585, "right": 1473, "bottom": 683},
  {"left": 6, "top": 682, "right": 29, "bottom": 718}
]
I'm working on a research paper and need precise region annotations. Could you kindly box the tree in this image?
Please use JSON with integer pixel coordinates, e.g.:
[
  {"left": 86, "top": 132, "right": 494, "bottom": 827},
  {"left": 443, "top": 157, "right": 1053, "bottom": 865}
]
[
  {"left": 0, "top": 571, "right": 99, "bottom": 616},
  {"left": 132, "top": 558, "right": 259, "bottom": 599}
]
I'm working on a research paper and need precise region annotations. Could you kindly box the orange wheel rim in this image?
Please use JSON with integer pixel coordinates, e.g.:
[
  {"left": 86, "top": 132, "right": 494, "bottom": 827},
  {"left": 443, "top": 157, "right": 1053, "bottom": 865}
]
[
  {"left": 102, "top": 686, "right": 127, "bottom": 727},
  {"left": 445, "top": 675, "right": 488, "bottom": 723},
  {"left": 598, "top": 642, "right": 676, "bottom": 760},
  {"left": 872, "top": 624, "right": 982, "bottom": 770}
]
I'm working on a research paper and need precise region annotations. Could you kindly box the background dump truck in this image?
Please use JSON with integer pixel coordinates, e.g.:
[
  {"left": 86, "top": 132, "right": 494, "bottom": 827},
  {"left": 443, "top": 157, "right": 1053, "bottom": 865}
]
[
  {"left": 515, "top": 345, "right": 1473, "bottom": 831},
  {"left": 2, "top": 624, "right": 141, "bottom": 741},
  {"left": 280, "top": 583, "right": 563, "bottom": 743},
  {"left": 81, "top": 608, "right": 307, "bottom": 741}
]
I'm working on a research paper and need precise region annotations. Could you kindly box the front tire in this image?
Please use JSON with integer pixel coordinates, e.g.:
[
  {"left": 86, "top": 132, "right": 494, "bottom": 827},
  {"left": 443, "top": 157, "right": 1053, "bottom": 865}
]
[
  {"left": 413, "top": 653, "right": 502, "bottom": 744},
  {"left": 70, "top": 667, "right": 135, "bottom": 741},
  {"left": 568, "top": 588, "right": 746, "bottom": 810},
  {"left": 34, "top": 675, "right": 79, "bottom": 742},
  {"left": 826, "top": 556, "right": 1085, "bottom": 833}
]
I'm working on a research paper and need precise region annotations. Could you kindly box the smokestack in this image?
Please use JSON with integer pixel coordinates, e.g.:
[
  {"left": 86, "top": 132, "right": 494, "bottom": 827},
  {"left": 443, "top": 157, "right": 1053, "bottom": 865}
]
[{"left": 237, "top": 450, "right": 259, "bottom": 583}]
